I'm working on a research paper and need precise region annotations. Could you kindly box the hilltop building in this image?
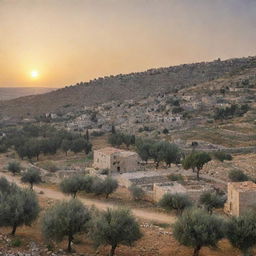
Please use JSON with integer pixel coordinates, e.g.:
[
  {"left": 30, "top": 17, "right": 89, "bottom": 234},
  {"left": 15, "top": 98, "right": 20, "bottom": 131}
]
[
  {"left": 224, "top": 181, "right": 256, "bottom": 216},
  {"left": 93, "top": 147, "right": 140, "bottom": 173}
]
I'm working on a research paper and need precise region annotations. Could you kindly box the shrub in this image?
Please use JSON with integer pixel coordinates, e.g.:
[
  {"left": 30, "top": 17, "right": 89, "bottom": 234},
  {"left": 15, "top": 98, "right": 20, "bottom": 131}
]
[
  {"left": 129, "top": 185, "right": 145, "bottom": 201},
  {"left": 213, "top": 151, "right": 232, "bottom": 162},
  {"left": 168, "top": 174, "right": 184, "bottom": 184},
  {"left": 162, "top": 128, "right": 169, "bottom": 134},
  {"left": 158, "top": 193, "right": 192, "bottom": 215},
  {"left": 10, "top": 238, "right": 22, "bottom": 247},
  {"left": 37, "top": 161, "right": 58, "bottom": 172},
  {"left": 228, "top": 169, "right": 249, "bottom": 182},
  {"left": 7, "top": 161, "right": 21, "bottom": 175}
]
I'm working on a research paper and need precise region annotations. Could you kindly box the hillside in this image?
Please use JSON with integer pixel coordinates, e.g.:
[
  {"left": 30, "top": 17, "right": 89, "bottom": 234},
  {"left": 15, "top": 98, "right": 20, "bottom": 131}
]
[
  {"left": 0, "top": 87, "right": 55, "bottom": 101},
  {"left": 0, "top": 56, "right": 255, "bottom": 119}
]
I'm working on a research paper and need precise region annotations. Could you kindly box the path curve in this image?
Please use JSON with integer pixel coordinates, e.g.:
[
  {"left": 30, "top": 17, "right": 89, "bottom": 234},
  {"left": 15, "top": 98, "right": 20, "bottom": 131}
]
[{"left": 0, "top": 172, "right": 175, "bottom": 224}]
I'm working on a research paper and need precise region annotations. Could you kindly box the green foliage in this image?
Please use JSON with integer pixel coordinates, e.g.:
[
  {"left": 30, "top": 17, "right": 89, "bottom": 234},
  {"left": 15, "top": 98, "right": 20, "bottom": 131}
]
[
  {"left": 214, "top": 104, "right": 249, "bottom": 120},
  {"left": 173, "top": 208, "right": 225, "bottom": 256},
  {"left": 129, "top": 184, "right": 145, "bottom": 201},
  {"left": 226, "top": 212, "right": 256, "bottom": 256},
  {"left": 0, "top": 185, "right": 40, "bottom": 235},
  {"left": 70, "top": 138, "right": 92, "bottom": 154},
  {"left": 136, "top": 138, "right": 181, "bottom": 168},
  {"left": 42, "top": 199, "right": 90, "bottom": 252},
  {"left": 37, "top": 161, "right": 58, "bottom": 172},
  {"left": 168, "top": 174, "right": 184, "bottom": 184},
  {"left": 61, "top": 139, "right": 72, "bottom": 155},
  {"left": 10, "top": 238, "right": 22, "bottom": 247},
  {"left": 162, "top": 128, "right": 169, "bottom": 134},
  {"left": 182, "top": 152, "right": 211, "bottom": 180},
  {"left": 7, "top": 161, "right": 21, "bottom": 175},
  {"left": 158, "top": 193, "right": 192, "bottom": 215},
  {"left": 0, "top": 177, "right": 19, "bottom": 194},
  {"left": 213, "top": 151, "right": 232, "bottom": 162},
  {"left": 60, "top": 175, "right": 93, "bottom": 198},
  {"left": 21, "top": 167, "right": 42, "bottom": 190},
  {"left": 199, "top": 191, "right": 226, "bottom": 213},
  {"left": 172, "top": 106, "right": 184, "bottom": 114},
  {"left": 108, "top": 132, "right": 136, "bottom": 148},
  {"left": 135, "top": 138, "right": 154, "bottom": 163},
  {"left": 228, "top": 169, "right": 249, "bottom": 182},
  {"left": 92, "top": 176, "right": 118, "bottom": 198},
  {"left": 89, "top": 208, "right": 142, "bottom": 256},
  {"left": 0, "top": 143, "right": 8, "bottom": 153}
]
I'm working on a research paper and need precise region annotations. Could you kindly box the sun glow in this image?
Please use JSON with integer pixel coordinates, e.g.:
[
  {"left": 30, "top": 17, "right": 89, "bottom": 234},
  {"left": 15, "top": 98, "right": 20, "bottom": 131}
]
[{"left": 30, "top": 70, "right": 39, "bottom": 79}]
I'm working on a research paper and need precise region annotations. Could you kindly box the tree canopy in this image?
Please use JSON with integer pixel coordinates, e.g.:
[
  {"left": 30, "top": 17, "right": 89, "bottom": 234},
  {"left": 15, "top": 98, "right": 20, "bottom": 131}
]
[
  {"left": 89, "top": 208, "right": 142, "bottom": 256},
  {"left": 42, "top": 199, "right": 90, "bottom": 252},
  {"left": 173, "top": 208, "right": 224, "bottom": 256}
]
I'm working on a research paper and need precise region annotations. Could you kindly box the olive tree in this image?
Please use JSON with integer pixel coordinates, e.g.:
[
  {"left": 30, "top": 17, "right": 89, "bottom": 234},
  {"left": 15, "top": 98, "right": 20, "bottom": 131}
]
[
  {"left": 60, "top": 175, "right": 93, "bottom": 198},
  {"left": 173, "top": 208, "right": 225, "bottom": 256},
  {"left": 89, "top": 208, "right": 142, "bottom": 256},
  {"left": 42, "top": 199, "right": 90, "bottom": 252},
  {"left": 129, "top": 184, "right": 145, "bottom": 201},
  {"left": 226, "top": 212, "right": 256, "bottom": 256},
  {"left": 182, "top": 152, "right": 211, "bottom": 180},
  {"left": 158, "top": 193, "right": 192, "bottom": 215},
  {"left": 92, "top": 176, "right": 118, "bottom": 199},
  {"left": 199, "top": 191, "right": 226, "bottom": 214},
  {"left": 228, "top": 169, "right": 249, "bottom": 182},
  {"left": 21, "top": 167, "right": 42, "bottom": 190},
  {"left": 7, "top": 161, "right": 21, "bottom": 175},
  {"left": 0, "top": 188, "right": 40, "bottom": 235}
]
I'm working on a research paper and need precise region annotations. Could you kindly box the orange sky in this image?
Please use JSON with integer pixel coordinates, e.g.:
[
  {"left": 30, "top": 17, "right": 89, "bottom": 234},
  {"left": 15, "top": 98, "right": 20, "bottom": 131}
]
[{"left": 0, "top": 0, "right": 256, "bottom": 88}]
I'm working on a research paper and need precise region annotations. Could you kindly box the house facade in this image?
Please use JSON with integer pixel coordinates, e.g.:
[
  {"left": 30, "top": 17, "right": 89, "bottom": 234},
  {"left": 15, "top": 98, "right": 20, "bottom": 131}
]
[
  {"left": 93, "top": 147, "right": 140, "bottom": 173},
  {"left": 224, "top": 181, "right": 256, "bottom": 216}
]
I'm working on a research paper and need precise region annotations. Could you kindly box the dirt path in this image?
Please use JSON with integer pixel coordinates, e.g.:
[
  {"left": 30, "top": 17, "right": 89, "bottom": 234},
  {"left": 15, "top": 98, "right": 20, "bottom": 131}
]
[{"left": 0, "top": 171, "right": 175, "bottom": 224}]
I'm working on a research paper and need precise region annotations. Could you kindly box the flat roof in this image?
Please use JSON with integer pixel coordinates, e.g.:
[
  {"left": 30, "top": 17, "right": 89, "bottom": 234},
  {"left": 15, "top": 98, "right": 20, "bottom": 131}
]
[
  {"left": 230, "top": 181, "right": 256, "bottom": 192},
  {"left": 94, "top": 147, "right": 137, "bottom": 156}
]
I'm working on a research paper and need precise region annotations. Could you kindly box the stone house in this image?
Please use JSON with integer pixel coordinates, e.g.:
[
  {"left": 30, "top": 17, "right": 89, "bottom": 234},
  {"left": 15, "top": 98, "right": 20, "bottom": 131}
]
[
  {"left": 153, "top": 182, "right": 210, "bottom": 202},
  {"left": 224, "top": 181, "right": 256, "bottom": 216},
  {"left": 93, "top": 147, "right": 140, "bottom": 173}
]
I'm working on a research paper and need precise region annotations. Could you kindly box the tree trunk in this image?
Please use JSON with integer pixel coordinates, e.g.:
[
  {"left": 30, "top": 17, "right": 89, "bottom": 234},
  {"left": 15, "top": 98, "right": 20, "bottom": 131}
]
[
  {"left": 193, "top": 245, "right": 201, "bottom": 256},
  {"left": 67, "top": 234, "right": 73, "bottom": 252},
  {"left": 30, "top": 183, "right": 33, "bottom": 190},
  {"left": 11, "top": 223, "right": 17, "bottom": 235},
  {"left": 196, "top": 169, "right": 200, "bottom": 181},
  {"left": 109, "top": 244, "right": 117, "bottom": 256},
  {"left": 106, "top": 193, "right": 109, "bottom": 199}
]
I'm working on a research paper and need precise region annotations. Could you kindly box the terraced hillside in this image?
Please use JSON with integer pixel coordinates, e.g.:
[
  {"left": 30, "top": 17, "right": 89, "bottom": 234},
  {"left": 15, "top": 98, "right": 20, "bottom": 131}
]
[{"left": 0, "top": 56, "right": 255, "bottom": 119}]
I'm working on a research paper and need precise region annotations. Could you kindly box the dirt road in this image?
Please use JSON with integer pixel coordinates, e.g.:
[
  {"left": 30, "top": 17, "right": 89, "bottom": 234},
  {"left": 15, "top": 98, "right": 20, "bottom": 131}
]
[{"left": 0, "top": 171, "right": 175, "bottom": 224}]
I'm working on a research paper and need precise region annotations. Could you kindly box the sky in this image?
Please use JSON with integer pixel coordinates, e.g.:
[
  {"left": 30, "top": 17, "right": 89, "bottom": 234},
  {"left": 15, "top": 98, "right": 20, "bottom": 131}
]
[{"left": 0, "top": 0, "right": 255, "bottom": 88}]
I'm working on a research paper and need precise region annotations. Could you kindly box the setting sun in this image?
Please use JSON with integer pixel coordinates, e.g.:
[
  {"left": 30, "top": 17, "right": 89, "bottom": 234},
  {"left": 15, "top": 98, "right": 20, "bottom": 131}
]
[{"left": 31, "top": 70, "right": 39, "bottom": 79}]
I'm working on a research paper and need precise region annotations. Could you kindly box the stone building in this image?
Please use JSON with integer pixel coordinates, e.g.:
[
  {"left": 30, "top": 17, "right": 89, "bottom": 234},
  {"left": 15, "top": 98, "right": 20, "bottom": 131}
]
[
  {"left": 93, "top": 147, "right": 140, "bottom": 173},
  {"left": 153, "top": 182, "right": 211, "bottom": 202},
  {"left": 224, "top": 181, "right": 256, "bottom": 216}
]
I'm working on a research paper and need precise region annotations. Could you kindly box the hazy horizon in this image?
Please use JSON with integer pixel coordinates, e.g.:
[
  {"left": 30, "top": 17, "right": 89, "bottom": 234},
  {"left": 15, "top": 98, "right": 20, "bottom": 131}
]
[{"left": 1, "top": 0, "right": 256, "bottom": 88}]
